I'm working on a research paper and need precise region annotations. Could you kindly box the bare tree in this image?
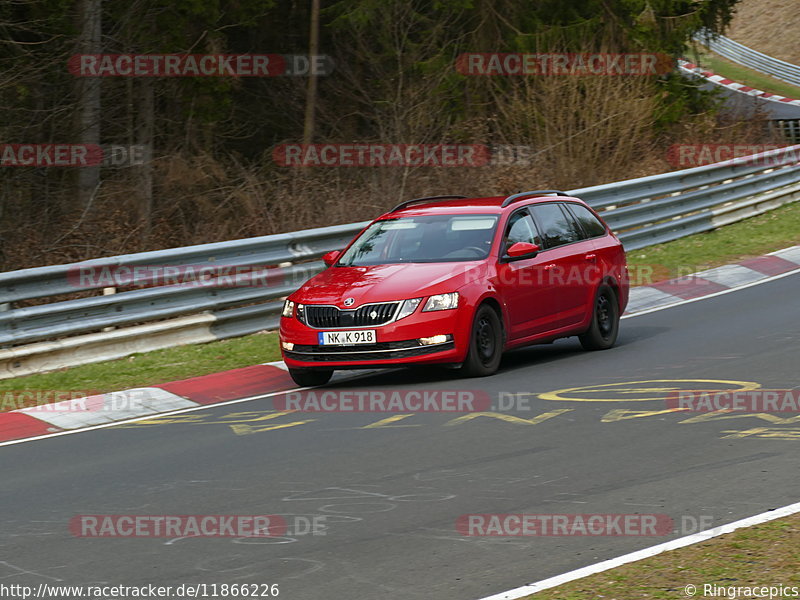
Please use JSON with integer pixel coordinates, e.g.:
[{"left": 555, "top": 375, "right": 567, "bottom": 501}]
[
  {"left": 75, "top": 0, "right": 102, "bottom": 209},
  {"left": 302, "top": 0, "right": 321, "bottom": 145}
]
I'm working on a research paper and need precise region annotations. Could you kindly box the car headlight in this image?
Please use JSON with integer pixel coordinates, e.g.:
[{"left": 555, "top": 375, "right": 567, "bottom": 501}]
[
  {"left": 282, "top": 300, "right": 295, "bottom": 318},
  {"left": 396, "top": 298, "right": 422, "bottom": 320},
  {"left": 423, "top": 292, "right": 459, "bottom": 312}
]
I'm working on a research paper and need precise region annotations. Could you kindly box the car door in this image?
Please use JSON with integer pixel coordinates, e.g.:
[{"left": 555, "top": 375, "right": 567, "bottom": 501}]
[
  {"left": 495, "top": 208, "right": 560, "bottom": 339},
  {"left": 565, "top": 202, "right": 623, "bottom": 296},
  {"left": 528, "top": 202, "right": 596, "bottom": 330}
]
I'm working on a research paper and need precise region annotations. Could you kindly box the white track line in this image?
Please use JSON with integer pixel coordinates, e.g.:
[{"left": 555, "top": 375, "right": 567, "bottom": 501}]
[
  {"left": 477, "top": 501, "right": 800, "bottom": 599},
  {"left": 0, "top": 387, "right": 309, "bottom": 448},
  {"left": 1, "top": 266, "right": 799, "bottom": 449}
]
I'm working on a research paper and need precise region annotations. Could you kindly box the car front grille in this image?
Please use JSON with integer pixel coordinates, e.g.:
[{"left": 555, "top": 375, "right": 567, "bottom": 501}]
[
  {"left": 303, "top": 302, "right": 399, "bottom": 328},
  {"left": 284, "top": 339, "right": 455, "bottom": 363}
]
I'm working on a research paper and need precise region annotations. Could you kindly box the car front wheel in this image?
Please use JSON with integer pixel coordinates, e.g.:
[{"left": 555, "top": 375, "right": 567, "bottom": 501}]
[
  {"left": 579, "top": 284, "right": 619, "bottom": 350},
  {"left": 458, "top": 304, "right": 503, "bottom": 377},
  {"left": 288, "top": 368, "right": 333, "bottom": 387}
]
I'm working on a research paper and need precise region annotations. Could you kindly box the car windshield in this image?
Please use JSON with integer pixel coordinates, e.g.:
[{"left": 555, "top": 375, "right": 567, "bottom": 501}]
[{"left": 337, "top": 214, "right": 499, "bottom": 266}]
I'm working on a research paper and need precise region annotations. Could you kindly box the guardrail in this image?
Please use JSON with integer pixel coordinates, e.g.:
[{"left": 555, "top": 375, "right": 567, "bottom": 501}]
[
  {"left": 771, "top": 120, "right": 800, "bottom": 144},
  {"left": 694, "top": 30, "right": 800, "bottom": 88},
  {"left": 2, "top": 144, "right": 800, "bottom": 377}
]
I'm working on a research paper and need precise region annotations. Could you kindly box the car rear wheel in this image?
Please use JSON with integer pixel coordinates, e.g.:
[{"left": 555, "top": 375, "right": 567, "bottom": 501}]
[
  {"left": 458, "top": 304, "right": 503, "bottom": 377},
  {"left": 288, "top": 368, "right": 333, "bottom": 387},
  {"left": 579, "top": 284, "right": 619, "bottom": 350}
]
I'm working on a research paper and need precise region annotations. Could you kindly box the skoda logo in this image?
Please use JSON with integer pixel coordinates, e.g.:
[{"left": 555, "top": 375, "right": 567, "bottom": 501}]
[{"left": 343, "top": 297, "right": 355, "bottom": 307}]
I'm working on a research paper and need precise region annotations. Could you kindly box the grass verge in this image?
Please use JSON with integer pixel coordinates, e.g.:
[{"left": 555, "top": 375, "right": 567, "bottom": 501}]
[
  {"left": 1, "top": 201, "right": 798, "bottom": 406},
  {"left": 526, "top": 513, "right": 800, "bottom": 599},
  {"left": 0, "top": 331, "right": 281, "bottom": 398},
  {"left": 689, "top": 46, "right": 800, "bottom": 100}
]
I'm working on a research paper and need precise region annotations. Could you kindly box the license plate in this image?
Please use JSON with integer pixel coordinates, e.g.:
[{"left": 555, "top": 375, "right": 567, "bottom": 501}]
[{"left": 318, "top": 330, "right": 377, "bottom": 346}]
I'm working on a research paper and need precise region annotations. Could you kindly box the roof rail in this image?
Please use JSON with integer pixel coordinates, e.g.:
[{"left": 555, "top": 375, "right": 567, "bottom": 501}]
[
  {"left": 389, "top": 195, "right": 468, "bottom": 213},
  {"left": 501, "top": 190, "right": 569, "bottom": 208}
]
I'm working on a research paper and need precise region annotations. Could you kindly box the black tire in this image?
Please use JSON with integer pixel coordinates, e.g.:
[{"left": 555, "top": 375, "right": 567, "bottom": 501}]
[
  {"left": 458, "top": 304, "right": 503, "bottom": 377},
  {"left": 579, "top": 284, "right": 619, "bottom": 351},
  {"left": 288, "top": 368, "right": 333, "bottom": 387}
]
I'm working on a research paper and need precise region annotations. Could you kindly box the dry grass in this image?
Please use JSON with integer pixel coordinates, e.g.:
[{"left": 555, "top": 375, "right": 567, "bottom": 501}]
[
  {"left": 530, "top": 513, "right": 800, "bottom": 599},
  {"left": 726, "top": 0, "right": 800, "bottom": 65}
]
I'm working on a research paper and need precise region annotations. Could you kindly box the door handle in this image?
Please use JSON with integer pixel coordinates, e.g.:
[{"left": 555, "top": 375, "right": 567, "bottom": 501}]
[
  {"left": 584, "top": 253, "right": 597, "bottom": 261},
  {"left": 543, "top": 263, "right": 557, "bottom": 270}
]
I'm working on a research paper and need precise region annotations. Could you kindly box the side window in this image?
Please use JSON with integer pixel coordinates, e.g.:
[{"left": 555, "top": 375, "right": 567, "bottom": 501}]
[
  {"left": 567, "top": 203, "right": 607, "bottom": 239},
  {"left": 503, "top": 210, "right": 541, "bottom": 251},
  {"left": 530, "top": 203, "right": 582, "bottom": 249}
]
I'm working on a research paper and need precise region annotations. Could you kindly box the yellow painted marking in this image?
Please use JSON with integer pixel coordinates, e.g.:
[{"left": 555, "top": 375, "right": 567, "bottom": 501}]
[
  {"left": 229, "top": 420, "right": 315, "bottom": 436},
  {"left": 601, "top": 408, "right": 688, "bottom": 422},
  {"left": 539, "top": 379, "right": 761, "bottom": 403},
  {"left": 361, "top": 414, "right": 420, "bottom": 429},
  {"left": 116, "top": 410, "right": 298, "bottom": 429},
  {"left": 215, "top": 410, "right": 297, "bottom": 424},
  {"left": 444, "top": 409, "right": 572, "bottom": 426},
  {"left": 680, "top": 410, "right": 800, "bottom": 425},
  {"left": 116, "top": 414, "right": 207, "bottom": 427},
  {"left": 720, "top": 427, "right": 800, "bottom": 440},
  {"left": 603, "top": 388, "right": 682, "bottom": 394}
]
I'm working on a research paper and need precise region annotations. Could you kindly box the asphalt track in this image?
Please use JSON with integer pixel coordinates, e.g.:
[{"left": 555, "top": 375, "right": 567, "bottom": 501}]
[
  {"left": 700, "top": 80, "right": 800, "bottom": 119},
  {"left": 3, "top": 271, "right": 800, "bottom": 600}
]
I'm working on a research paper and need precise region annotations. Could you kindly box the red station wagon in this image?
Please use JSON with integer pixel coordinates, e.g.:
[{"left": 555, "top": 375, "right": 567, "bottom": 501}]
[{"left": 279, "top": 191, "right": 629, "bottom": 386}]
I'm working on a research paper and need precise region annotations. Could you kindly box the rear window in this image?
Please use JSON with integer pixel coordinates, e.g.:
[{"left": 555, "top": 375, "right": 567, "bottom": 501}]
[{"left": 567, "top": 203, "right": 607, "bottom": 238}]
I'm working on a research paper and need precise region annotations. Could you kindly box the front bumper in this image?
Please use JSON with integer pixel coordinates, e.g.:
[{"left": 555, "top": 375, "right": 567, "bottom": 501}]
[
  {"left": 279, "top": 305, "right": 468, "bottom": 368},
  {"left": 284, "top": 338, "right": 456, "bottom": 364}
]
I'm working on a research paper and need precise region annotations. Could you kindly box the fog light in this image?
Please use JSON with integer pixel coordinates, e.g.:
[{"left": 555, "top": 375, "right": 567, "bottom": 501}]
[
  {"left": 419, "top": 334, "right": 451, "bottom": 346},
  {"left": 281, "top": 341, "right": 294, "bottom": 351}
]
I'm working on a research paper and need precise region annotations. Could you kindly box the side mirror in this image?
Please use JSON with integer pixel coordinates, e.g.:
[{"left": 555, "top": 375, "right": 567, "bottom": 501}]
[
  {"left": 506, "top": 242, "right": 540, "bottom": 259},
  {"left": 322, "top": 250, "right": 341, "bottom": 267}
]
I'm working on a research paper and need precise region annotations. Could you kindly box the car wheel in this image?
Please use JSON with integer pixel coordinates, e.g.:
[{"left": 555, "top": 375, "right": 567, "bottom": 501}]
[
  {"left": 288, "top": 368, "right": 333, "bottom": 387},
  {"left": 458, "top": 304, "right": 503, "bottom": 377},
  {"left": 579, "top": 284, "right": 619, "bottom": 350}
]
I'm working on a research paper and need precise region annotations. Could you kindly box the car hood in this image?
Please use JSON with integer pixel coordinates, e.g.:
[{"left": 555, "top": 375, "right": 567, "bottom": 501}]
[{"left": 291, "top": 262, "right": 485, "bottom": 308}]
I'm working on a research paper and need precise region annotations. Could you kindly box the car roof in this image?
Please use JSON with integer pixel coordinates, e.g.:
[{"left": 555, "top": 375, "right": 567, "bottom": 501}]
[{"left": 381, "top": 194, "right": 585, "bottom": 218}]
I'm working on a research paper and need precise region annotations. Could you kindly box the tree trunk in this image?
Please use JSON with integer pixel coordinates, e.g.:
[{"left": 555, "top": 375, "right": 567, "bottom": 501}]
[
  {"left": 302, "top": 0, "right": 321, "bottom": 145},
  {"left": 136, "top": 78, "right": 155, "bottom": 245},
  {"left": 75, "top": 0, "right": 102, "bottom": 209}
]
